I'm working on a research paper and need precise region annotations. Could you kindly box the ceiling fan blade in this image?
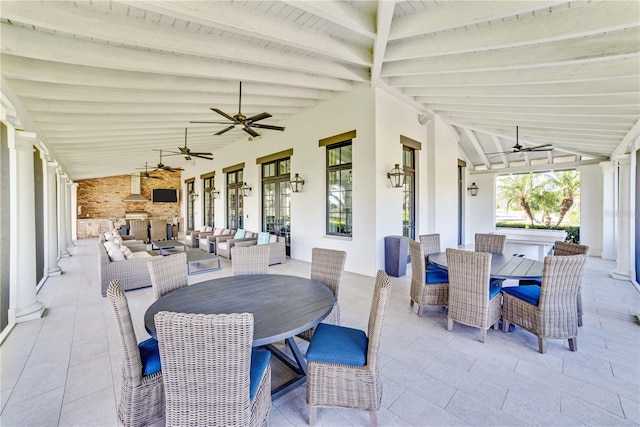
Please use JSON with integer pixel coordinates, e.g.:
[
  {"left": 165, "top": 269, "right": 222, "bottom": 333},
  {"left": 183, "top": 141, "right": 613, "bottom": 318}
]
[
  {"left": 215, "top": 125, "right": 235, "bottom": 136},
  {"left": 247, "top": 112, "right": 271, "bottom": 123},
  {"left": 251, "top": 123, "right": 285, "bottom": 131},
  {"left": 523, "top": 144, "right": 554, "bottom": 151},
  {"left": 191, "top": 151, "right": 213, "bottom": 156},
  {"left": 190, "top": 120, "right": 234, "bottom": 124},
  {"left": 243, "top": 126, "right": 259, "bottom": 137},
  {"left": 193, "top": 154, "right": 214, "bottom": 160},
  {"left": 211, "top": 108, "right": 236, "bottom": 122}
]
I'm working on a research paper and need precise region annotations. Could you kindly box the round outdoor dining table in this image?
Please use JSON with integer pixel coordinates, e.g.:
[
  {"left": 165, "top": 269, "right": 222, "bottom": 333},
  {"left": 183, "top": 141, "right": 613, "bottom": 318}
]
[
  {"left": 144, "top": 273, "right": 335, "bottom": 398},
  {"left": 427, "top": 252, "right": 544, "bottom": 280}
]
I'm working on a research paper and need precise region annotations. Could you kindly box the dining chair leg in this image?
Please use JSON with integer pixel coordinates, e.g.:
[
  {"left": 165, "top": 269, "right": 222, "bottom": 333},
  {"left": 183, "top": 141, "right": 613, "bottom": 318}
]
[
  {"left": 577, "top": 293, "right": 583, "bottom": 327},
  {"left": 308, "top": 406, "right": 316, "bottom": 426},
  {"left": 479, "top": 328, "right": 487, "bottom": 343},
  {"left": 369, "top": 412, "right": 377, "bottom": 427},
  {"left": 538, "top": 337, "right": 547, "bottom": 353},
  {"left": 447, "top": 318, "right": 454, "bottom": 331},
  {"left": 502, "top": 319, "right": 511, "bottom": 333},
  {"left": 568, "top": 337, "right": 578, "bottom": 352}
]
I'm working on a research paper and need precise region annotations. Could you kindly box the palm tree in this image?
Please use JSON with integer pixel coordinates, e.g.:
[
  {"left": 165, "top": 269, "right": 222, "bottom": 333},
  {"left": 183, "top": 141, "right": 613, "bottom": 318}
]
[
  {"left": 530, "top": 183, "right": 561, "bottom": 226},
  {"left": 548, "top": 170, "right": 580, "bottom": 225},
  {"left": 497, "top": 174, "right": 537, "bottom": 225}
]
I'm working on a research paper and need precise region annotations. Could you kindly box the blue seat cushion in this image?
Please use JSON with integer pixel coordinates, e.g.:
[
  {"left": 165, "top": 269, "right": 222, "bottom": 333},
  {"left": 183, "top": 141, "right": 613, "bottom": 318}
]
[
  {"left": 502, "top": 285, "right": 541, "bottom": 306},
  {"left": 138, "top": 338, "right": 161, "bottom": 376},
  {"left": 250, "top": 349, "right": 271, "bottom": 401},
  {"left": 426, "top": 268, "right": 449, "bottom": 284},
  {"left": 306, "top": 323, "right": 368, "bottom": 366},
  {"left": 426, "top": 264, "right": 447, "bottom": 272},
  {"left": 489, "top": 283, "right": 501, "bottom": 299}
]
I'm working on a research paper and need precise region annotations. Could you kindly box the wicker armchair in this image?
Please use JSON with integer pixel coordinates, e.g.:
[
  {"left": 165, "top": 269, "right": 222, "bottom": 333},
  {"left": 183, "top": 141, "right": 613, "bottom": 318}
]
[
  {"left": 128, "top": 219, "right": 149, "bottom": 243},
  {"left": 149, "top": 219, "right": 167, "bottom": 241},
  {"left": 231, "top": 245, "right": 270, "bottom": 275},
  {"left": 306, "top": 270, "right": 392, "bottom": 427},
  {"left": 106, "top": 280, "right": 165, "bottom": 427},
  {"left": 474, "top": 233, "right": 506, "bottom": 254},
  {"left": 298, "top": 248, "right": 347, "bottom": 341},
  {"left": 155, "top": 311, "right": 272, "bottom": 427},
  {"left": 502, "top": 254, "right": 587, "bottom": 353},
  {"left": 408, "top": 240, "right": 448, "bottom": 316},
  {"left": 147, "top": 252, "right": 188, "bottom": 300},
  {"left": 446, "top": 248, "right": 502, "bottom": 343},
  {"left": 419, "top": 233, "right": 443, "bottom": 271}
]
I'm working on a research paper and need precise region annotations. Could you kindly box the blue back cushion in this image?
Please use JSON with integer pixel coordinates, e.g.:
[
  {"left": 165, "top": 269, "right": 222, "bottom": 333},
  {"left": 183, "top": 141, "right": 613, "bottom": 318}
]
[
  {"left": 426, "top": 268, "right": 449, "bottom": 284},
  {"left": 489, "top": 283, "right": 501, "bottom": 299},
  {"left": 257, "top": 232, "right": 270, "bottom": 245},
  {"left": 306, "top": 323, "right": 368, "bottom": 366},
  {"left": 234, "top": 229, "right": 246, "bottom": 239},
  {"left": 250, "top": 349, "right": 271, "bottom": 401},
  {"left": 138, "top": 338, "right": 161, "bottom": 376},
  {"left": 502, "top": 285, "right": 541, "bottom": 306}
]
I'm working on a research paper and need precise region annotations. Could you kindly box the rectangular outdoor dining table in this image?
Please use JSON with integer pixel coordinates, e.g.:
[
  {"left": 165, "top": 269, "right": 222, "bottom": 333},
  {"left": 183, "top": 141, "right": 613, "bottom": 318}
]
[
  {"left": 427, "top": 251, "right": 544, "bottom": 280},
  {"left": 144, "top": 274, "right": 335, "bottom": 399}
]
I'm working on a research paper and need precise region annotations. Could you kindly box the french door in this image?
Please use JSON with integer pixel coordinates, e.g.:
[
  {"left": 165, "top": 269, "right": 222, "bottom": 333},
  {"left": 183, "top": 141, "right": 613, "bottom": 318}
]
[{"left": 262, "top": 159, "right": 291, "bottom": 255}]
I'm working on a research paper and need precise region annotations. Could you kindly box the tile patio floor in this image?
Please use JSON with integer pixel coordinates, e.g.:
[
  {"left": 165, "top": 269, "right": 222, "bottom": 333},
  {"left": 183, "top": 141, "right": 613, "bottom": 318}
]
[{"left": 1, "top": 238, "right": 639, "bottom": 426}]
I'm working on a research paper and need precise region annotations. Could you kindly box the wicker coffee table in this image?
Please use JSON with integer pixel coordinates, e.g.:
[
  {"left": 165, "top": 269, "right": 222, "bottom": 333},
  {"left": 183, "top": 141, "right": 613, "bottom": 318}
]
[{"left": 186, "top": 249, "right": 221, "bottom": 275}]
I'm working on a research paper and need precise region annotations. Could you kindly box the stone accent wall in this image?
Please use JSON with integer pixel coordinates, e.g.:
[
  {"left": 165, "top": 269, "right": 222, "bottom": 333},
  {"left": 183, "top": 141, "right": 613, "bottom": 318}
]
[{"left": 76, "top": 170, "right": 182, "bottom": 238}]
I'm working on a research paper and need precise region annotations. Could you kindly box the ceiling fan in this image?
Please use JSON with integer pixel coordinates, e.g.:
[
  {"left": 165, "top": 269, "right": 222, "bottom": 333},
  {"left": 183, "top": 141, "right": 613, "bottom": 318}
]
[
  {"left": 164, "top": 128, "right": 213, "bottom": 161},
  {"left": 134, "top": 162, "right": 163, "bottom": 180},
  {"left": 149, "top": 149, "right": 184, "bottom": 172},
  {"left": 488, "top": 126, "right": 553, "bottom": 157},
  {"left": 190, "top": 81, "right": 285, "bottom": 138}
]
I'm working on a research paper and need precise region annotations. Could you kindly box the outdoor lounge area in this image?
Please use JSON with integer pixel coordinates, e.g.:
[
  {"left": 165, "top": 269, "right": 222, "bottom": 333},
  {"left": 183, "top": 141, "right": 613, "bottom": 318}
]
[{"left": 1, "top": 239, "right": 638, "bottom": 426}]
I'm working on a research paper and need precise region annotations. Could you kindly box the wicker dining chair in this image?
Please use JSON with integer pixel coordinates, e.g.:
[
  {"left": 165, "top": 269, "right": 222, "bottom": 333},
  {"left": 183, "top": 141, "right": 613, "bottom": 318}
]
[
  {"left": 502, "top": 254, "right": 587, "bottom": 353},
  {"left": 298, "top": 248, "right": 347, "bottom": 341},
  {"left": 419, "top": 233, "right": 445, "bottom": 271},
  {"left": 474, "top": 233, "right": 506, "bottom": 254},
  {"left": 306, "top": 270, "right": 392, "bottom": 427},
  {"left": 446, "top": 248, "right": 502, "bottom": 343},
  {"left": 408, "top": 240, "right": 448, "bottom": 316},
  {"left": 231, "top": 245, "right": 270, "bottom": 275},
  {"left": 147, "top": 252, "right": 188, "bottom": 300},
  {"left": 155, "top": 311, "right": 272, "bottom": 427},
  {"left": 106, "top": 280, "right": 165, "bottom": 427}
]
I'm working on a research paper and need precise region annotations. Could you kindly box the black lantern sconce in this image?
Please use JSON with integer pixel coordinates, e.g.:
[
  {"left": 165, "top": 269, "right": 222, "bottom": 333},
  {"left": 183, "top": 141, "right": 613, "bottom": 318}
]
[
  {"left": 467, "top": 182, "right": 479, "bottom": 197},
  {"left": 387, "top": 164, "right": 405, "bottom": 188},
  {"left": 290, "top": 173, "right": 305, "bottom": 193},
  {"left": 240, "top": 182, "right": 252, "bottom": 197},
  {"left": 189, "top": 190, "right": 199, "bottom": 201},
  {"left": 210, "top": 187, "right": 220, "bottom": 199}
]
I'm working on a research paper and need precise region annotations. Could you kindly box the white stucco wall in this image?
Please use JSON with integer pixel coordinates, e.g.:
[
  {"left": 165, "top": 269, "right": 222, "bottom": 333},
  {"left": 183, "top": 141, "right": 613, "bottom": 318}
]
[
  {"left": 467, "top": 173, "right": 497, "bottom": 244},
  {"left": 578, "top": 164, "right": 604, "bottom": 256}
]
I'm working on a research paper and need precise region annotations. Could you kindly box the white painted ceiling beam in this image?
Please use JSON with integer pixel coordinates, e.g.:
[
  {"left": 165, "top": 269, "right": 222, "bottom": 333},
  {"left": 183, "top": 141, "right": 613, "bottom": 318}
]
[
  {"left": 121, "top": 1, "right": 371, "bottom": 66},
  {"left": 382, "top": 28, "right": 639, "bottom": 76},
  {"left": 389, "top": 1, "right": 564, "bottom": 40},
  {"left": 1, "top": 1, "right": 367, "bottom": 82},
  {"left": 386, "top": 1, "right": 638, "bottom": 60},
  {"left": 1, "top": 56, "right": 336, "bottom": 100},
  {"left": 281, "top": 1, "right": 375, "bottom": 38},
  {"left": 438, "top": 111, "right": 634, "bottom": 125},
  {"left": 463, "top": 128, "right": 492, "bottom": 169},
  {"left": 1, "top": 24, "right": 354, "bottom": 91},
  {"left": 428, "top": 104, "right": 638, "bottom": 116},
  {"left": 415, "top": 95, "right": 639, "bottom": 107},
  {"left": 491, "top": 135, "right": 510, "bottom": 167},
  {"left": 611, "top": 118, "right": 640, "bottom": 158},
  {"left": 370, "top": 1, "right": 396, "bottom": 82}
]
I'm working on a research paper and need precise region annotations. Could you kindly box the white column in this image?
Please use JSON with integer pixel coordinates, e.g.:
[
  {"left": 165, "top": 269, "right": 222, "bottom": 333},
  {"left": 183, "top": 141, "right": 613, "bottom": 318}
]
[
  {"left": 46, "top": 161, "right": 62, "bottom": 276},
  {"left": 612, "top": 157, "right": 632, "bottom": 280},
  {"left": 600, "top": 162, "right": 617, "bottom": 260},
  {"left": 58, "top": 172, "right": 70, "bottom": 257},
  {"left": 70, "top": 182, "right": 78, "bottom": 241},
  {"left": 66, "top": 180, "right": 75, "bottom": 247},
  {"left": 9, "top": 131, "right": 45, "bottom": 323}
]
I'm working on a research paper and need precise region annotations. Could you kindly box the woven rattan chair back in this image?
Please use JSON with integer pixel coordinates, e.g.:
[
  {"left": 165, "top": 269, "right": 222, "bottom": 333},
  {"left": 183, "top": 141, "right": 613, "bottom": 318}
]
[
  {"left": 554, "top": 241, "right": 589, "bottom": 256},
  {"left": 474, "top": 233, "right": 506, "bottom": 254},
  {"left": 419, "top": 234, "right": 441, "bottom": 256},
  {"left": 503, "top": 254, "right": 587, "bottom": 353},
  {"left": 446, "top": 248, "right": 501, "bottom": 342},
  {"left": 306, "top": 270, "right": 391, "bottom": 427},
  {"left": 149, "top": 219, "right": 167, "bottom": 241},
  {"left": 107, "top": 280, "right": 165, "bottom": 427},
  {"left": 155, "top": 311, "right": 271, "bottom": 427},
  {"left": 128, "top": 219, "right": 148, "bottom": 243},
  {"left": 231, "top": 245, "right": 270, "bottom": 275},
  {"left": 408, "top": 240, "right": 448, "bottom": 315},
  {"left": 148, "top": 252, "right": 188, "bottom": 300}
]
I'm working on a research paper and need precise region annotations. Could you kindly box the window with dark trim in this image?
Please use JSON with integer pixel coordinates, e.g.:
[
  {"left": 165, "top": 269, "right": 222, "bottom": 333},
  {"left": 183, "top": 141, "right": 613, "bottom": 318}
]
[
  {"left": 226, "top": 169, "right": 244, "bottom": 230},
  {"left": 402, "top": 145, "right": 416, "bottom": 239},
  {"left": 202, "top": 175, "right": 215, "bottom": 227},
  {"left": 185, "top": 178, "right": 195, "bottom": 231},
  {"left": 326, "top": 141, "right": 352, "bottom": 236}
]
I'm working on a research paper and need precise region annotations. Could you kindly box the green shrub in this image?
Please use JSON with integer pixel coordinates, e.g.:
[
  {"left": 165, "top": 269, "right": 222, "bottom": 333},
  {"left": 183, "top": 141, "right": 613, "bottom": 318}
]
[{"left": 495, "top": 222, "right": 580, "bottom": 244}]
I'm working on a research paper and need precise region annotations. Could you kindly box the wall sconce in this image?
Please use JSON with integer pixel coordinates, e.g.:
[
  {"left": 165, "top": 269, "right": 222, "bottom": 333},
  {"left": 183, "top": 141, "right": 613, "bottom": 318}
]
[
  {"left": 189, "top": 190, "right": 198, "bottom": 201},
  {"left": 240, "top": 182, "right": 252, "bottom": 197},
  {"left": 290, "top": 173, "right": 305, "bottom": 193},
  {"left": 387, "top": 164, "right": 405, "bottom": 188},
  {"left": 210, "top": 187, "right": 220, "bottom": 199},
  {"left": 467, "top": 182, "right": 479, "bottom": 197}
]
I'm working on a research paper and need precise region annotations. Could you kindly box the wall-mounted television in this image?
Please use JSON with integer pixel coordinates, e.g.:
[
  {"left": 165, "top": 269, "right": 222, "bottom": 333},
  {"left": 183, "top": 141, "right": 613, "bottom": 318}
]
[{"left": 152, "top": 188, "right": 178, "bottom": 203}]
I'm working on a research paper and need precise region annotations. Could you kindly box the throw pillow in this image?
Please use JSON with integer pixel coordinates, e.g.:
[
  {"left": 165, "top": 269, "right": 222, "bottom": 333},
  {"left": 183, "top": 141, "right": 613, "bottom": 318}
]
[
  {"left": 105, "top": 232, "right": 114, "bottom": 241},
  {"left": 213, "top": 228, "right": 223, "bottom": 236},
  {"left": 200, "top": 225, "right": 207, "bottom": 232},
  {"left": 104, "top": 241, "right": 120, "bottom": 251},
  {"left": 121, "top": 245, "right": 134, "bottom": 260},
  {"left": 205, "top": 226, "right": 213, "bottom": 232},
  {"left": 269, "top": 234, "right": 278, "bottom": 243},
  {"left": 113, "top": 235, "right": 123, "bottom": 245},
  {"left": 234, "top": 229, "right": 245, "bottom": 239},
  {"left": 108, "top": 247, "right": 126, "bottom": 261},
  {"left": 257, "top": 232, "right": 270, "bottom": 245}
]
